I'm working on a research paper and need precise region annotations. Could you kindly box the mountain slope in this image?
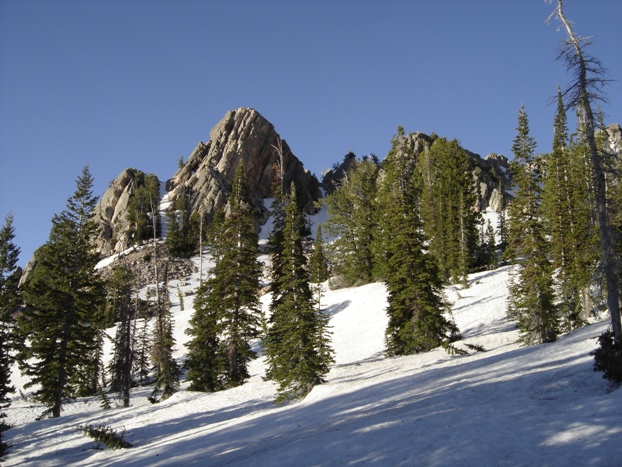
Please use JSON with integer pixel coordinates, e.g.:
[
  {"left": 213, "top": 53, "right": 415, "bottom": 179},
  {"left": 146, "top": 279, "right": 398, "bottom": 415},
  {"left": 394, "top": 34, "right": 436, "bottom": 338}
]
[{"left": 4, "top": 261, "right": 621, "bottom": 466}]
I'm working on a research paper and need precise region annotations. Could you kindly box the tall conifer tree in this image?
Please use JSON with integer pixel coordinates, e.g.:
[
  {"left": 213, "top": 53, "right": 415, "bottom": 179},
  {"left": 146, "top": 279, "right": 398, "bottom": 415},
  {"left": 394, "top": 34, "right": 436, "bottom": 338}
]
[
  {"left": 542, "top": 89, "right": 594, "bottom": 331},
  {"left": 264, "top": 185, "right": 334, "bottom": 402},
  {"left": 166, "top": 187, "right": 200, "bottom": 258},
  {"left": 324, "top": 157, "right": 379, "bottom": 287},
  {"left": 186, "top": 162, "right": 262, "bottom": 390},
  {"left": 309, "top": 225, "right": 330, "bottom": 313},
  {"left": 0, "top": 213, "right": 20, "bottom": 457},
  {"left": 150, "top": 276, "right": 180, "bottom": 401},
  {"left": 506, "top": 107, "right": 559, "bottom": 345},
  {"left": 379, "top": 135, "right": 459, "bottom": 356},
  {"left": 417, "top": 138, "right": 479, "bottom": 285},
  {"left": 18, "top": 166, "right": 105, "bottom": 418},
  {"left": 106, "top": 262, "right": 135, "bottom": 407}
]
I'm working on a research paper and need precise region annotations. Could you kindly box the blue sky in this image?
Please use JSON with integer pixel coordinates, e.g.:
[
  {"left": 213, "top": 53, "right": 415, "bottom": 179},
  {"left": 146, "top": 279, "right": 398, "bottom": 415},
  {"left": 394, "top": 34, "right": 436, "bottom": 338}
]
[{"left": 1, "top": 0, "right": 621, "bottom": 267}]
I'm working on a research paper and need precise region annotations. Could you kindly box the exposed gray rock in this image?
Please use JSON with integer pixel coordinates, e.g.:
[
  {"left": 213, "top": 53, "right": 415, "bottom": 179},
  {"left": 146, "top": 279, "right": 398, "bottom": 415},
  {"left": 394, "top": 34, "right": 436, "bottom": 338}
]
[
  {"left": 168, "top": 107, "right": 321, "bottom": 225},
  {"left": 93, "top": 168, "right": 160, "bottom": 257}
]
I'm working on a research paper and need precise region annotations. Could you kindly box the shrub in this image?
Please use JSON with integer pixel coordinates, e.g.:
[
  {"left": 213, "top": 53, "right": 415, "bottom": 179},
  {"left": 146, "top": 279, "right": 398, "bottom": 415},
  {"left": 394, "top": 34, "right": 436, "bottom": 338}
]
[{"left": 591, "top": 330, "right": 622, "bottom": 384}]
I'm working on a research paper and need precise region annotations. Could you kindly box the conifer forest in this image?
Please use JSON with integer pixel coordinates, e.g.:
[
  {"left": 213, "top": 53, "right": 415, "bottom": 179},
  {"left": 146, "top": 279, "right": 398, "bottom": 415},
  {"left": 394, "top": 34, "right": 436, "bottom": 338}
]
[{"left": 0, "top": 1, "right": 621, "bottom": 465}]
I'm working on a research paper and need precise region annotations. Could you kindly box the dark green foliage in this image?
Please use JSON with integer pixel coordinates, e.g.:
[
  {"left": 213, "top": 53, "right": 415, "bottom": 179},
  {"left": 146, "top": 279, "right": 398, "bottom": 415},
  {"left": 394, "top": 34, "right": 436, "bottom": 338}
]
[
  {"left": 264, "top": 185, "right": 334, "bottom": 402},
  {"left": 417, "top": 138, "right": 480, "bottom": 286},
  {"left": 98, "top": 386, "right": 112, "bottom": 410},
  {"left": 133, "top": 298, "right": 151, "bottom": 387},
  {"left": 185, "top": 162, "right": 263, "bottom": 391},
  {"left": 106, "top": 263, "right": 135, "bottom": 407},
  {"left": 126, "top": 172, "right": 160, "bottom": 244},
  {"left": 506, "top": 107, "right": 559, "bottom": 345},
  {"left": 378, "top": 140, "right": 460, "bottom": 356},
  {"left": 309, "top": 225, "right": 330, "bottom": 312},
  {"left": 324, "top": 157, "right": 379, "bottom": 287},
  {"left": 79, "top": 424, "right": 132, "bottom": 450},
  {"left": 185, "top": 281, "right": 226, "bottom": 392},
  {"left": 542, "top": 89, "right": 595, "bottom": 331},
  {"left": 165, "top": 187, "right": 201, "bottom": 258},
  {"left": 591, "top": 330, "right": 622, "bottom": 384},
  {"left": 549, "top": 0, "right": 621, "bottom": 352},
  {"left": 150, "top": 270, "right": 180, "bottom": 401},
  {"left": 0, "top": 213, "right": 20, "bottom": 461},
  {"left": 18, "top": 166, "right": 105, "bottom": 418}
]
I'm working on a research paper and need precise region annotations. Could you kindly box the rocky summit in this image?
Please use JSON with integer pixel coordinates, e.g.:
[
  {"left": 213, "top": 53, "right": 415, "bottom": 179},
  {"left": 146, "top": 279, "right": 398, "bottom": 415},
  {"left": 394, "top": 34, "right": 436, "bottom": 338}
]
[
  {"left": 167, "top": 107, "right": 321, "bottom": 224},
  {"left": 93, "top": 108, "right": 321, "bottom": 257}
]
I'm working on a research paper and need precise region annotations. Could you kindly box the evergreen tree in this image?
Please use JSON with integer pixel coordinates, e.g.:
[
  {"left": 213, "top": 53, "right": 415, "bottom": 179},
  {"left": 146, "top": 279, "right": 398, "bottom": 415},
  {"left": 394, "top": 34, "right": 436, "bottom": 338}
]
[
  {"left": 417, "top": 138, "right": 479, "bottom": 285},
  {"left": 165, "top": 187, "right": 200, "bottom": 258},
  {"left": 0, "top": 213, "right": 20, "bottom": 458},
  {"left": 18, "top": 166, "right": 105, "bottom": 418},
  {"left": 185, "top": 279, "right": 226, "bottom": 391},
  {"left": 106, "top": 262, "right": 135, "bottom": 407},
  {"left": 506, "top": 106, "right": 559, "bottom": 345},
  {"left": 133, "top": 285, "right": 151, "bottom": 387},
  {"left": 185, "top": 162, "right": 262, "bottom": 390},
  {"left": 542, "top": 89, "right": 594, "bottom": 331},
  {"left": 264, "top": 185, "right": 334, "bottom": 402},
  {"left": 126, "top": 172, "right": 161, "bottom": 244},
  {"left": 150, "top": 266, "right": 180, "bottom": 401},
  {"left": 323, "top": 157, "right": 379, "bottom": 287},
  {"left": 548, "top": 1, "right": 621, "bottom": 366},
  {"left": 379, "top": 138, "right": 459, "bottom": 356},
  {"left": 309, "top": 225, "right": 330, "bottom": 313}
]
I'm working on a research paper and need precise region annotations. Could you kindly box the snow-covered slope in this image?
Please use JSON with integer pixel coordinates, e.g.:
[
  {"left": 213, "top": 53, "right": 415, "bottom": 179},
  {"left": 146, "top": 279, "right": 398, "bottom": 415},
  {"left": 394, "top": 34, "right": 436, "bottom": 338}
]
[{"left": 4, "top": 262, "right": 621, "bottom": 466}]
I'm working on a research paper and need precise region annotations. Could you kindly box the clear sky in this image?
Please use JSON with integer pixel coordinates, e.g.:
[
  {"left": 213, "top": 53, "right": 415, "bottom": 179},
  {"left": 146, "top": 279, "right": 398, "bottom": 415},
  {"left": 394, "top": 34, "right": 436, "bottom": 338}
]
[{"left": 1, "top": 0, "right": 621, "bottom": 267}]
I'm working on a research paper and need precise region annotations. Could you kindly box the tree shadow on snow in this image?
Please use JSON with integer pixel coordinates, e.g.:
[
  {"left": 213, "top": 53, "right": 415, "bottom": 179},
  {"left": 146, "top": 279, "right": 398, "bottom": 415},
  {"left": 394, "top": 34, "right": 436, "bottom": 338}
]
[{"left": 99, "top": 333, "right": 620, "bottom": 467}]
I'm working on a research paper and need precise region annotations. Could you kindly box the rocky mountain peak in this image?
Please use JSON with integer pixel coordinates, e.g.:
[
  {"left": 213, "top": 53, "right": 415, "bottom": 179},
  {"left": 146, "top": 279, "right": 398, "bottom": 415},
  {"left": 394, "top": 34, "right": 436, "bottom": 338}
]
[
  {"left": 167, "top": 107, "right": 320, "bottom": 223},
  {"left": 93, "top": 108, "right": 321, "bottom": 257}
]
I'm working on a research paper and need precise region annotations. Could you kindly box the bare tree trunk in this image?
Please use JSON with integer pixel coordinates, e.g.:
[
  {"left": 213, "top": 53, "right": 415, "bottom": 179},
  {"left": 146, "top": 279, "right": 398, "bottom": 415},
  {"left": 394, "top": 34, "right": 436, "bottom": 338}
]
[{"left": 549, "top": 0, "right": 621, "bottom": 347}]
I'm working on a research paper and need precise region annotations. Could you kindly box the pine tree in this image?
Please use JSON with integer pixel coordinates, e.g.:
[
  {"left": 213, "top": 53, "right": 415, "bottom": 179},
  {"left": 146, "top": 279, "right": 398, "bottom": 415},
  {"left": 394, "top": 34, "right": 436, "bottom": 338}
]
[
  {"left": 548, "top": 1, "right": 621, "bottom": 366},
  {"left": 0, "top": 213, "right": 20, "bottom": 458},
  {"left": 323, "top": 157, "right": 379, "bottom": 287},
  {"left": 106, "top": 262, "right": 135, "bottom": 407},
  {"left": 379, "top": 139, "right": 459, "bottom": 356},
  {"left": 150, "top": 265, "right": 180, "bottom": 401},
  {"left": 126, "top": 172, "right": 161, "bottom": 244},
  {"left": 185, "top": 279, "right": 226, "bottom": 392},
  {"left": 133, "top": 285, "right": 151, "bottom": 387},
  {"left": 264, "top": 185, "right": 334, "bottom": 402},
  {"left": 309, "top": 225, "right": 330, "bottom": 313},
  {"left": 185, "top": 162, "right": 263, "bottom": 390},
  {"left": 165, "top": 187, "right": 200, "bottom": 258},
  {"left": 542, "top": 89, "right": 593, "bottom": 331},
  {"left": 18, "top": 166, "right": 105, "bottom": 418},
  {"left": 417, "top": 137, "right": 479, "bottom": 286},
  {"left": 506, "top": 106, "right": 559, "bottom": 345}
]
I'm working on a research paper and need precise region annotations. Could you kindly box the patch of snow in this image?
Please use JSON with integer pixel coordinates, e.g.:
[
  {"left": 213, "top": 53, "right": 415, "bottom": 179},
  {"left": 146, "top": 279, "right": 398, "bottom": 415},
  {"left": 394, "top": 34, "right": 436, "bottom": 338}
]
[{"left": 5, "top": 254, "right": 621, "bottom": 466}]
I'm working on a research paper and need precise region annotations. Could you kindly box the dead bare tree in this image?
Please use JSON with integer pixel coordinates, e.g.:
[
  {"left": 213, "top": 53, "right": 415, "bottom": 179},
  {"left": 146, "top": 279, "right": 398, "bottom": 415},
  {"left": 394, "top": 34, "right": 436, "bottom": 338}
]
[{"left": 547, "top": 0, "right": 620, "bottom": 349}]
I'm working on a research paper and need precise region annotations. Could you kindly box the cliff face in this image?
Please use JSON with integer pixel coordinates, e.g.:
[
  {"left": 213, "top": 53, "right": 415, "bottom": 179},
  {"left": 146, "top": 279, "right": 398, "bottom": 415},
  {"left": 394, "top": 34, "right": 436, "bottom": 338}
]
[
  {"left": 167, "top": 108, "right": 320, "bottom": 224},
  {"left": 93, "top": 168, "right": 156, "bottom": 257}
]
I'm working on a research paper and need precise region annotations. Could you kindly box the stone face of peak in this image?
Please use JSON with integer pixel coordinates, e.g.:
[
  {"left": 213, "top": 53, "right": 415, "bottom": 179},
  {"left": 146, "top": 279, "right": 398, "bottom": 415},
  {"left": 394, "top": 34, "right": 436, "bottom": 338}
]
[
  {"left": 93, "top": 168, "right": 152, "bottom": 257},
  {"left": 167, "top": 107, "right": 320, "bottom": 224},
  {"left": 91, "top": 108, "right": 322, "bottom": 257}
]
